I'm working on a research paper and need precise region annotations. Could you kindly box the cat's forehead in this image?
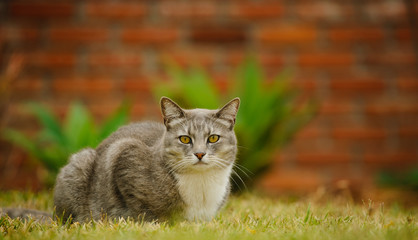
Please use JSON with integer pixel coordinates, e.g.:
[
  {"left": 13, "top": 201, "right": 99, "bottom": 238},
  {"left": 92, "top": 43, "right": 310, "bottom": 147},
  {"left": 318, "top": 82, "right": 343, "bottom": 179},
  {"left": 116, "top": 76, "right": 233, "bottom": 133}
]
[
  {"left": 167, "top": 108, "right": 228, "bottom": 133},
  {"left": 184, "top": 109, "right": 216, "bottom": 130},
  {"left": 185, "top": 108, "right": 216, "bottom": 119}
]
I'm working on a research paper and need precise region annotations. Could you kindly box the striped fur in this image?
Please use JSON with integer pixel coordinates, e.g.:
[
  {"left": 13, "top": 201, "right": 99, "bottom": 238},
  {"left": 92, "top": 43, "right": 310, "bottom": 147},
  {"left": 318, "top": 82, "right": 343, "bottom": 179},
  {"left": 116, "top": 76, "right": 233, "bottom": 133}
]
[{"left": 53, "top": 97, "right": 240, "bottom": 222}]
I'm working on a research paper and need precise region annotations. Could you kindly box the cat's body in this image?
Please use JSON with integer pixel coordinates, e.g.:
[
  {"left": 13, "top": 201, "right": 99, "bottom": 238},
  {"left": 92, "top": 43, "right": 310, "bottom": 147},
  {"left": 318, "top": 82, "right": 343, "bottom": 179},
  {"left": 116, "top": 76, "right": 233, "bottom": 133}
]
[{"left": 53, "top": 97, "right": 240, "bottom": 222}]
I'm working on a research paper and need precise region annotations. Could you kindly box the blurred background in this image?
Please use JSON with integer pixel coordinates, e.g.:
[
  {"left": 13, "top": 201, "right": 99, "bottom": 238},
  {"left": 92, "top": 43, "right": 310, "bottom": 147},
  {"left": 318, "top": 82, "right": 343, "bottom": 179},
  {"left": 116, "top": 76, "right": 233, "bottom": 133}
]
[{"left": 0, "top": 0, "right": 417, "bottom": 203}]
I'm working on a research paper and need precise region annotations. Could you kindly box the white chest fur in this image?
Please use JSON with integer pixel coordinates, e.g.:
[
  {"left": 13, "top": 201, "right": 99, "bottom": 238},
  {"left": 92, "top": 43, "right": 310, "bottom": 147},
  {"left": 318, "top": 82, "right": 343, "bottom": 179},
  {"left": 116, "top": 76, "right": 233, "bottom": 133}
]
[{"left": 175, "top": 166, "right": 232, "bottom": 221}]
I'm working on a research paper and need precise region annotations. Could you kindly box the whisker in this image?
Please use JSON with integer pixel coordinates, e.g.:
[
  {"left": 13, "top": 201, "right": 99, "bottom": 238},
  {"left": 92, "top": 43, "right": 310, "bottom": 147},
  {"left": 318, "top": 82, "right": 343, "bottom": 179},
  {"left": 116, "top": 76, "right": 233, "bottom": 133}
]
[
  {"left": 211, "top": 161, "right": 226, "bottom": 171},
  {"left": 233, "top": 165, "right": 251, "bottom": 180},
  {"left": 233, "top": 163, "right": 253, "bottom": 178},
  {"left": 163, "top": 159, "right": 191, "bottom": 183},
  {"left": 235, "top": 163, "right": 253, "bottom": 174},
  {"left": 237, "top": 145, "right": 250, "bottom": 150},
  {"left": 214, "top": 156, "right": 253, "bottom": 179},
  {"left": 212, "top": 158, "right": 227, "bottom": 167},
  {"left": 231, "top": 169, "right": 247, "bottom": 190},
  {"left": 228, "top": 172, "right": 242, "bottom": 192},
  {"left": 210, "top": 157, "right": 248, "bottom": 190},
  {"left": 211, "top": 157, "right": 233, "bottom": 169}
]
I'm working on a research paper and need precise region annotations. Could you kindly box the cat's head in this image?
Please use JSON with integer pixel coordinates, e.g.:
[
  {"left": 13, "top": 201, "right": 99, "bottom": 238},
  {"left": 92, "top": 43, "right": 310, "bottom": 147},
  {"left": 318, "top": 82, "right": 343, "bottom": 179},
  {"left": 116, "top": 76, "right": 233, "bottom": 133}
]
[{"left": 160, "top": 97, "right": 240, "bottom": 173}]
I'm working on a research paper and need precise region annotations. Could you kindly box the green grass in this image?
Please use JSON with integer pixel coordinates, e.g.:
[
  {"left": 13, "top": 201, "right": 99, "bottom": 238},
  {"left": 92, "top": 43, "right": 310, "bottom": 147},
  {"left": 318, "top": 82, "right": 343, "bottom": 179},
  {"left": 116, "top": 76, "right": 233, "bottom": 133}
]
[{"left": 1, "top": 191, "right": 417, "bottom": 240}]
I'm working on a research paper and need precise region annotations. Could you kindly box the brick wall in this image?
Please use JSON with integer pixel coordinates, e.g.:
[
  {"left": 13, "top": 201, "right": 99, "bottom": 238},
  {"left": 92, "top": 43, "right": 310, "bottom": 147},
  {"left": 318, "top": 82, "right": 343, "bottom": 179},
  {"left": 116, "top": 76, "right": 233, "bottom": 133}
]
[{"left": 0, "top": 1, "right": 417, "bottom": 192}]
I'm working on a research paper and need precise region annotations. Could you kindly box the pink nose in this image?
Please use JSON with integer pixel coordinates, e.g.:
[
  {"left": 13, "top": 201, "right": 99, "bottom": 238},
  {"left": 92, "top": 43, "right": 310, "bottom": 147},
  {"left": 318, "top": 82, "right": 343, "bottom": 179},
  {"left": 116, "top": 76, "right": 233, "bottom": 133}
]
[{"left": 194, "top": 152, "right": 206, "bottom": 160}]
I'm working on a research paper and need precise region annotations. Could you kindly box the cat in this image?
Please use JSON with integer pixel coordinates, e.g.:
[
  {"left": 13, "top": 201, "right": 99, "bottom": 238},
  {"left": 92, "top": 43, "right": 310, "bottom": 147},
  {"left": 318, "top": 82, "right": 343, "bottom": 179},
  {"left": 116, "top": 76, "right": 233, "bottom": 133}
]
[
  {"left": 52, "top": 96, "right": 240, "bottom": 223},
  {"left": 0, "top": 207, "right": 51, "bottom": 224}
]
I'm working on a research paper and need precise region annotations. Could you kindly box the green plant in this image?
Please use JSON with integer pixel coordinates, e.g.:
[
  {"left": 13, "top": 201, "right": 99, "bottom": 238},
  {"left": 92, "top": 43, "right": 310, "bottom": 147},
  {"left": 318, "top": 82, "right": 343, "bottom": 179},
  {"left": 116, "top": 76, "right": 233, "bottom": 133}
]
[
  {"left": 153, "top": 58, "right": 315, "bottom": 190},
  {"left": 378, "top": 169, "right": 418, "bottom": 190},
  {"left": 2, "top": 102, "right": 130, "bottom": 184}
]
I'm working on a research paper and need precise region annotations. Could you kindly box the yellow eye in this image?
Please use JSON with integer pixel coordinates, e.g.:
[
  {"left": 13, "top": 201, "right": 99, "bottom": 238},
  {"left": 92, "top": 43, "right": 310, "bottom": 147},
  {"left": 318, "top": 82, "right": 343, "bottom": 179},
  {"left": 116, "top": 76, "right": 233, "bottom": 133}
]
[
  {"left": 179, "top": 136, "right": 191, "bottom": 144},
  {"left": 208, "top": 135, "right": 220, "bottom": 143}
]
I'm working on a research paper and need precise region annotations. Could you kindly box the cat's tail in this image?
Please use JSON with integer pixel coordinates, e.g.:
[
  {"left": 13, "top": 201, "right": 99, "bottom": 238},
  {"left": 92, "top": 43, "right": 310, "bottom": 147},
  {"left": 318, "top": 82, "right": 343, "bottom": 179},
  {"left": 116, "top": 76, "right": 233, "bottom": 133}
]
[{"left": 0, "top": 207, "right": 52, "bottom": 223}]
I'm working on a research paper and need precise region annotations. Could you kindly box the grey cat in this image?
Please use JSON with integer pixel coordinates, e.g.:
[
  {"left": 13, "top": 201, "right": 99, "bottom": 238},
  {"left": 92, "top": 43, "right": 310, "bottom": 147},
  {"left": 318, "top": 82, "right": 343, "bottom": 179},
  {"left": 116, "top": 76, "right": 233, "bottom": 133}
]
[{"left": 52, "top": 97, "right": 240, "bottom": 223}]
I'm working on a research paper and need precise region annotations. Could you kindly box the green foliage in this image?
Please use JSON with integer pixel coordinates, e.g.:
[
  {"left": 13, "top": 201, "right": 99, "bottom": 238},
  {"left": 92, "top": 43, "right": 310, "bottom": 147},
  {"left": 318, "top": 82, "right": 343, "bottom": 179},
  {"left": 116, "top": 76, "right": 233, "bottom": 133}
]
[
  {"left": 378, "top": 169, "right": 418, "bottom": 190},
  {"left": 153, "top": 58, "right": 316, "bottom": 189},
  {"left": 2, "top": 102, "right": 130, "bottom": 183}
]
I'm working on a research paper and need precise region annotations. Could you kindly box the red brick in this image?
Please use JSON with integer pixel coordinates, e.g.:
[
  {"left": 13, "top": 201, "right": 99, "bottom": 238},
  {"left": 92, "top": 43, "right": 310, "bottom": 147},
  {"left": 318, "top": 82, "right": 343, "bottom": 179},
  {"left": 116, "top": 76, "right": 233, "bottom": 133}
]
[
  {"left": 258, "top": 54, "right": 285, "bottom": 67},
  {"left": 42, "top": 102, "right": 72, "bottom": 120},
  {"left": 191, "top": 26, "right": 247, "bottom": 44},
  {"left": 13, "top": 76, "right": 43, "bottom": 93},
  {"left": 329, "top": 27, "right": 384, "bottom": 43},
  {"left": 399, "top": 127, "right": 418, "bottom": 138},
  {"left": 159, "top": 2, "right": 217, "bottom": 19},
  {"left": 162, "top": 49, "right": 218, "bottom": 67},
  {"left": 294, "top": 2, "right": 355, "bottom": 21},
  {"left": 395, "top": 28, "right": 412, "bottom": 42},
  {"left": 292, "top": 137, "right": 350, "bottom": 154},
  {"left": 88, "top": 53, "right": 142, "bottom": 68},
  {"left": 296, "top": 152, "right": 351, "bottom": 165},
  {"left": 271, "top": 150, "right": 293, "bottom": 165},
  {"left": 147, "top": 101, "right": 164, "bottom": 119},
  {"left": 332, "top": 127, "right": 386, "bottom": 140},
  {"left": 329, "top": 79, "right": 385, "bottom": 93},
  {"left": 0, "top": 27, "right": 4, "bottom": 42},
  {"left": 398, "top": 134, "right": 418, "bottom": 152},
  {"left": 85, "top": 3, "right": 147, "bottom": 19},
  {"left": 0, "top": 149, "right": 43, "bottom": 191},
  {"left": 9, "top": 2, "right": 74, "bottom": 18},
  {"left": 2, "top": 27, "right": 40, "bottom": 42},
  {"left": 26, "top": 52, "right": 75, "bottom": 68},
  {"left": 6, "top": 103, "right": 43, "bottom": 130},
  {"left": 122, "top": 28, "right": 180, "bottom": 44},
  {"left": 228, "top": 2, "right": 283, "bottom": 19},
  {"left": 290, "top": 78, "right": 317, "bottom": 91},
  {"left": 365, "top": 52, "right": 416, "bottom": 66},
  {"left": 2, "top": 0, "right": 417, "bottom": 194},
  {"left": 87, "top": 100, "right": 124, "bottom": 119},
  {"left": 257, "top": 24, "right": 317, "bottom": 44},
  {"left": 258, "top": 169, "right": 321, "bottom": 192},
  {"left": 52, "top": 77, "right": 115, "bottom": 95},
  {"left": 363, "top": 152, "right": 416, "bottom": 167},
  {"left": 226, "top": 52, "right": 283, "bottom": 67},
  {"left": 397, "top": 77, "right": 418, "bottom": 91},
  {"left": 319, "top": 101, "right": 356, "bottom": 114},
  {"left": 50, "top": 27, "right": 109, "bottom": 43},
  {"left": 298, "top": 53, "right": 354, "bottom": 67},
  {"left": 366, "top": 101, "right": 418, "bottom": 115},
  {"left": 130, "top": 103, "right": 147, "bottom": 119},
  {"left": 20, "top": 28, "right": 40, "bottom": 42},
  {"left": 364, "top": 2, "right": 407, "bottom": 21},
  {"left": 294, "top": 123, "right": 322, "bottom": 139},
  {"left": 213, "top": 75, "right": 229, "bottom": 93},
  {"left": 122, "top": 77, "right": 150, "bottom": 93}
]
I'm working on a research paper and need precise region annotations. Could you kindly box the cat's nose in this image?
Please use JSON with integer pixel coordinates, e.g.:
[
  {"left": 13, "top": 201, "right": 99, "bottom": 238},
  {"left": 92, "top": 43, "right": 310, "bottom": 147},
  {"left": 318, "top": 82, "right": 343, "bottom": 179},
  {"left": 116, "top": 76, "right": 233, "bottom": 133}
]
[{"left": 194, "top": 152, "right": 206, "bottom": 160}]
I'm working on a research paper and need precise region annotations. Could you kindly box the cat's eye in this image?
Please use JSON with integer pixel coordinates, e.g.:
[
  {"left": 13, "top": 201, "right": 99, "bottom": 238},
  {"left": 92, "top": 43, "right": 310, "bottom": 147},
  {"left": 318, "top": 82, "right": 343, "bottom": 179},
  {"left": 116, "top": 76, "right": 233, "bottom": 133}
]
[
  {"left": 179, "top": 136, "right": 192, "bottom": 144},
  {"left": 208, "top": 135, "right": 220, "bottom": 143}
]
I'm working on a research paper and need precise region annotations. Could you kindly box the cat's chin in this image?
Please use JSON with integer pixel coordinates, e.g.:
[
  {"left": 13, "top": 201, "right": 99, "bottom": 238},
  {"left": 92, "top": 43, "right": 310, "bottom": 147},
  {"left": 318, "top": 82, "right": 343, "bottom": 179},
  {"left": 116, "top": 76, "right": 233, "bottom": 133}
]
[
  {"left": 191, "top": 161, "right": 210, "bottom": 170},
  {"left": 185, "top": 160, "right": 219, "bottom": 172},
  {"left": 193, "top": 161, "right": 208, "bottom": 166}
]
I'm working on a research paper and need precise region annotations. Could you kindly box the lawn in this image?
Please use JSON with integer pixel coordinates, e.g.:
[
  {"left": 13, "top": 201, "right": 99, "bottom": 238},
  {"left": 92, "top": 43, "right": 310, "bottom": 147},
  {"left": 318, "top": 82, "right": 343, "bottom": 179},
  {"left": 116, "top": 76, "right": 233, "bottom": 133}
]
[{"left": 0, "top": 191, "right": 417, "bottom": 240}]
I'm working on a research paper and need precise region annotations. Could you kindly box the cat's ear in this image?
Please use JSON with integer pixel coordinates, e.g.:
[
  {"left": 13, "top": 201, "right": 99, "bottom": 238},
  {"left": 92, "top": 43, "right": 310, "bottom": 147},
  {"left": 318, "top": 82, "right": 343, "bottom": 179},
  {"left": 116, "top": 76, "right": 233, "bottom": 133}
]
[
  {"left": 215, "top": 97, "right": 240, "bottom": 129},
  {"left": 160, "top": 97, "right": 185, "bottom": 127}
]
